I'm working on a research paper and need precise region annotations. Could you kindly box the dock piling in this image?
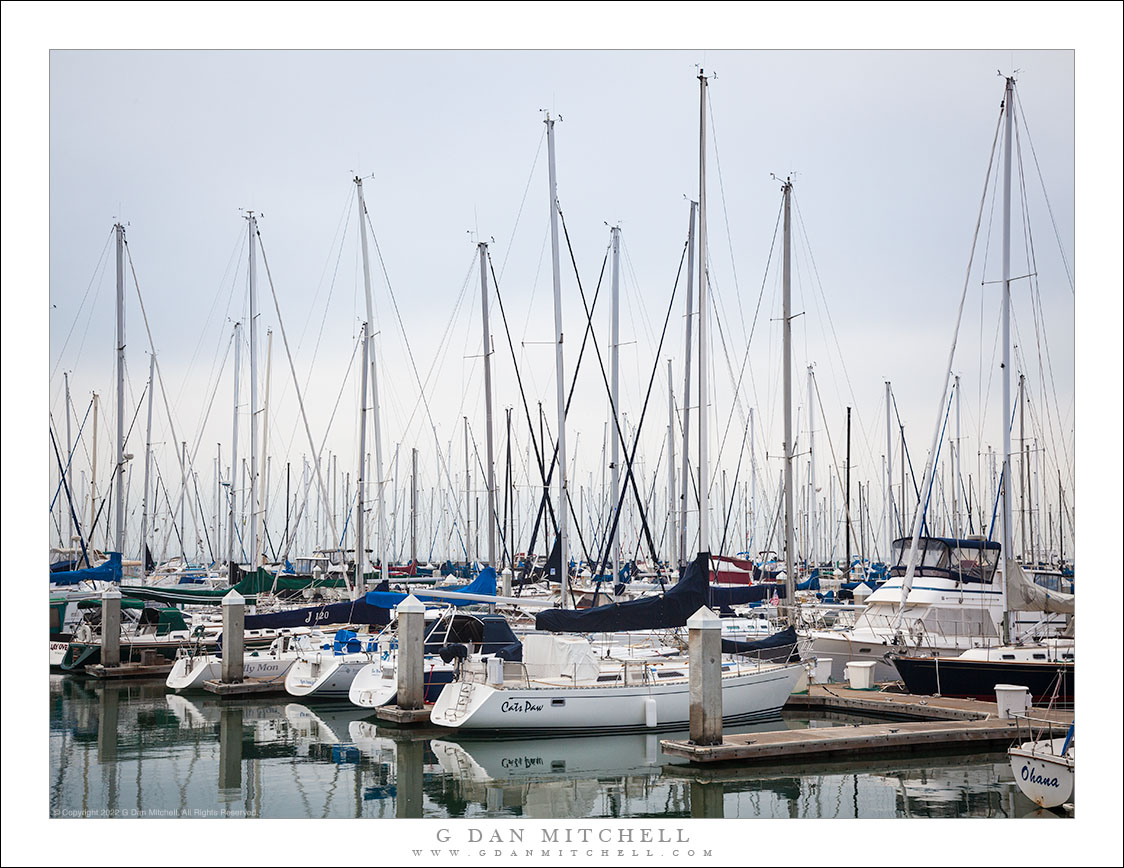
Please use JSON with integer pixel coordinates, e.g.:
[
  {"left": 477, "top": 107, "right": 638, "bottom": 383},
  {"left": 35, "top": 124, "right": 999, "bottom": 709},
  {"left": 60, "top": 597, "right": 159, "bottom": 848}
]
[
  {"left": 221, "top": 589, "right": 246, "bottom": 684},
  {"left": 101, "top": 585, "right": 122, "bottom": 667},
  {"left": 396, "top": 594, "right": 425, "bottom": 711},
  {"left": 687, "top": 605, "right": 723, "bottom": 746}
]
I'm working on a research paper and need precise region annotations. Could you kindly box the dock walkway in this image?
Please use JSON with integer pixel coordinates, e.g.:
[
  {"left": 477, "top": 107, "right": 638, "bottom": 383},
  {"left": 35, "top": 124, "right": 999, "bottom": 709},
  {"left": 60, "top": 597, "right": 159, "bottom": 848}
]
[{"left": 662, "top": 684, "right": 1073, "bottom": 764}]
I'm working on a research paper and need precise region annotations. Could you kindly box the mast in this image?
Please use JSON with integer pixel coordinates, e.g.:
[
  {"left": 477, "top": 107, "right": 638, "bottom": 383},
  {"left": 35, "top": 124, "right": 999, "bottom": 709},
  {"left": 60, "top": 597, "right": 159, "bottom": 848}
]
[
  {"left": 65, "top": 373, "right": 75, "bottom": 547},
  {"left": 228, "top": 322, "right": 241, "bottom": 569},
  {"left": 246, "top": 213, "right": 261, "bottom": 567},
  {"left": 954, "top": 374, "right": 962, "bottom": 539},
  {"left": 697, "top": 69, "right": 710, "bottom": 556},
  {"left": 1019, "top": 373, "right": 1026, "bottom": 561},
  {"left": 807, "top": 365, "right": 816, "bottom": 565},
  {"left": 1000, "top": 75, "right": 1014, "bottom": 642},
  {"left": 667, "top": 360, "right": 676, "bottom": 568},
  {"left": 90, "top": 392, "right": 99, "bottom": 544},
  {"left": 464, "top": 417, "right": 471, "bottom": 562},
  {"left": 355, "top": 177, "right": 389, "bottom": 585},
  {"left": 609, "top": 225, "right": 621, "bottom": 583},
  {"left": 411, "top": 447, "right": 418, "bottom": 565},
  {"left": 885, "top": 380, "right": 893, "bottom": 559},
  {"left": 478, "top": 242, "right": 497, "bottom": 565},
  {"left": 256, "top": 329, "right": 272, "bottom": 567},
  {"left": 679, "top": 200, "right": 697, "bottom": 566},
  {"left": 544, "top": 111, "right": 569, "bottom": 606},
  {"left": 139, "top": 354, "right": 155, "bottom": 567},
  {"left": 356, "top": 321, "right": 369, "bottom": 594},
  {"left": 781, "top": 179, "right": 796, "bottom": 611},
  {"left": 844, "top": 406, "right": 852, "bottom": 578},
  {"left": 749, "top": 407, "right": 756, "bottom": 555},
  {"left": 114, "top": 223, "right": 127, "bottom": 556}
]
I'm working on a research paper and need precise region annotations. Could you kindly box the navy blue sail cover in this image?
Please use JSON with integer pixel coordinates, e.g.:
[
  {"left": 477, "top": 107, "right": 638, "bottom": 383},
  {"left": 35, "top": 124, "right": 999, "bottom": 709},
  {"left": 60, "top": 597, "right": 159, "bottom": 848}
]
[
  {"left": 536, "top": 553, "right": 791, "bottom": 632},
  {"left": 244, "top": 589, "right": 393, "bottom": 631}
]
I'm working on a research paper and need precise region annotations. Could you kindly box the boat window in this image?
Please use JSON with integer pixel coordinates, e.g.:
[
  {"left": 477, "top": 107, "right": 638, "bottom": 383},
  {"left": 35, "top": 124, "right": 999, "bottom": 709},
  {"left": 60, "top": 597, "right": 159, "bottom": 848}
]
[
  {"left": 657, "top": 671, "right": 685, "bottom": 679},
  {"left": 596, "top": 674, "right": 621, "bottom": 682},
  {"left": 551, "top": 698, "right": 566, "bottom": 707},
  {"left": 1033, "top": 653, "right": 1046, "bottom": 660},
  {"left": 951, "top": 545, "right": 999, "bottom": 583},
  {"left": 1001, "top": 654, "right": 1016, "bottom": 660}
]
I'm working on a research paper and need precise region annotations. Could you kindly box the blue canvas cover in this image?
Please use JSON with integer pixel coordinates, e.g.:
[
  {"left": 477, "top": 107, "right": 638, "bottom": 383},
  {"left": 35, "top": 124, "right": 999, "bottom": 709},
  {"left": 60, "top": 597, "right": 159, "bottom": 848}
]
[
  {"left": 365, "top": 566, "right": 497, "bottom": 609},
  {"left": 50, "top": 552, "right": 122, "bottom": 586}
]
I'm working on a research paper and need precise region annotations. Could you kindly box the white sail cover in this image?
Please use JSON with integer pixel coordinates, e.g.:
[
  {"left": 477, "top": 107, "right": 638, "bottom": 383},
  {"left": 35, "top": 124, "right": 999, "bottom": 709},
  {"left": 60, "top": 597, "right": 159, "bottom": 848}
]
[{"left": 1005, "top": 558, "right": 1075, "bottom": 614}]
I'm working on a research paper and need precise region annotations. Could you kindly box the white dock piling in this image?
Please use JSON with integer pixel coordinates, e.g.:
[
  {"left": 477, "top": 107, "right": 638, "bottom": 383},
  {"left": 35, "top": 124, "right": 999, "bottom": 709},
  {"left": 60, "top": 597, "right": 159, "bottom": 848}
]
[
  {"left": 221, "top": 589, "right": 246, "bottom": 684},
  {"left": 396, "top": 594, "right": 426, "bottom": 711},
  {"left": 688, "top": 605, "right": 723, "bottom": 746},
  {"left": 101, "top": 585, "right": 122, "bottom": 667}
]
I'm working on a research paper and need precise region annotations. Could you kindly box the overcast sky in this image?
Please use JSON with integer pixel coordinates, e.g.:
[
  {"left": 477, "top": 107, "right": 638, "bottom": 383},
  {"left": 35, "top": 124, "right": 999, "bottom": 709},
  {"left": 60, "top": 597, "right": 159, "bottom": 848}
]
[
  {"left": 42, "top": 46, "right": 1080, "bottom": 561},
  {"left": 5, "top": 4, "right": 1122, "bottom": 862}
]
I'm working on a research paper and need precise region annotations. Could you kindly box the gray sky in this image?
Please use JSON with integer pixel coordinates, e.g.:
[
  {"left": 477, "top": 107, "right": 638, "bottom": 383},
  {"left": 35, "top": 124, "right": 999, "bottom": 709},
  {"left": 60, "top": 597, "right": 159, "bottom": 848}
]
[
  {"left": 43, "top": 47, "right": 1078, "bottom": 561},
  {"left": 5, "top": 3, "right": 1122, "bottom": 863}
]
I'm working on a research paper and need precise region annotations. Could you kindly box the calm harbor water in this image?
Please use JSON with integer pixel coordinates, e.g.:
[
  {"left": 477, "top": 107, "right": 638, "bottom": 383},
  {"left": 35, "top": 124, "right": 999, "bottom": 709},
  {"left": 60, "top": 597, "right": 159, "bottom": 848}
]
[{"left": 49, "top": 675, "right": 1056, "bottom": 820}]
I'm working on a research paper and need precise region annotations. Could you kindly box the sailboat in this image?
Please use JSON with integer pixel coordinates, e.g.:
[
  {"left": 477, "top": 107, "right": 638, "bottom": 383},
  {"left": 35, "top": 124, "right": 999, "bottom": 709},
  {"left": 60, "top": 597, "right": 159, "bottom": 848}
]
[{"left": 810, "top": 76, "right": 1074, "bottom": 685}]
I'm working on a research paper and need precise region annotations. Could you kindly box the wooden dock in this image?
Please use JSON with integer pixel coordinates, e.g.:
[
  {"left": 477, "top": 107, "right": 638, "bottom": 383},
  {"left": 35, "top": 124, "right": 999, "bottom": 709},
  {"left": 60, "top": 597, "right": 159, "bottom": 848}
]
[
  {"left": 661, "top": 683, "right": 1073, "bottom": 764},
  {"left": 375, "top": 704, "right": 432, "bottom": 725},
  {"left": 201, "top": 677, "right": 288, "bottom": 697},
  {"left": 84, "top": 661, "right": 174, "bottom": 680}
]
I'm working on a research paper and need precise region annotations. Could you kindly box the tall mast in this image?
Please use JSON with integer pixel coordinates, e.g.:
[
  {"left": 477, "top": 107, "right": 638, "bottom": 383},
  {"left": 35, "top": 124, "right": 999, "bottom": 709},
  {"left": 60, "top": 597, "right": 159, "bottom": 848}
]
[
  {"left": 544, "top": 111, "right": 569, "bottom": 606},
  {"left": 781, "top": 179, "right": 795, "bottom": 611},
  {"left": 679, "top": 200, "right": 697, "bottom": 566},
  {"left": 807, "top": 365, "right": 816, "bottom": 565},
  {"left": 355, "top": 177, "right": 388, "bottom": 585},
  {"left": 256, "top": 329, "right": 272, "bottom": 567},
  {"left": 954, "top": 374, "right": 962, "bottom": 540},
  {"left": 478, "top": 241, "right": 497, "bottom": 565},
  {"left": 247, "top": 213, "right": 260, "bottom": 567},
  {"left": 140, "top": 353, "right": 155, "bottom": 567},
  {"left": 228, "top": 322, "right": 241, "bottom": 569},
  {"left": 885, "top": 380, "right": 893, "bottom": 558},
  {"left": 1000, "top": 76, "right": 1014, "bottom": 642},
  {"left": 90, "top": 392, "right": 100, "bottom": 544},
  {"left": 65, "top": 373, "right": 75, "bottom": 547},
  {"left": 1019, "top": 373, "right": 1026, "bottom": 561},
  {"left": 749, "top": 406, "right": 756, "bottom": 555},
  {"left": 609, "top": 225, "right": 621, "bottom": 583},
  {"left": 464, "top": 417, "right": 471, "bottom": 562},
  {"left": 845, "top": 406, "right": 852, "bottom": 577},
  {"left": 697, "top": 69, "right": 710, "bottom": 556},
  {"left": 667, "top": 360, "right": 677, "bottom": 568},
  {"left": 411, "top": 447, "right": 418, "bottom": 565},
  {"left": 114, "top": 223, "right": 127, "bottom": 555},
  {"left": 356, "top": 321, "right": 369, "bottom": 594}
]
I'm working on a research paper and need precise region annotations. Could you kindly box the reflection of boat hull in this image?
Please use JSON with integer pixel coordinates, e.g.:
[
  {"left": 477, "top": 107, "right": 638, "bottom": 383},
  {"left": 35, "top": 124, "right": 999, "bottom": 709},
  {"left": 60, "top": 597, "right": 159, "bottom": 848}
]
[
  {"left": 431, "top": 732, "right": 664, "bottom": 782},
  {"left": 890, "top": 656, "right": 1073, "bottom": 705},
  {"left": 431, "top": 663, "right": 803, "bottom": 735},
  {"left": 1009, "top": 739, "right": 1074, "bottom": 808}
]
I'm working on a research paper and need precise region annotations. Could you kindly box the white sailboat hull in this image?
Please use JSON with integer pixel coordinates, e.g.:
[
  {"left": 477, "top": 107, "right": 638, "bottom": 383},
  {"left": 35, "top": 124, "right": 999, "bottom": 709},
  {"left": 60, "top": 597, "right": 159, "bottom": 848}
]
[
  {"left": 430, "top": 662, "right": 804, "bottom": 735},
  {"left": 166, "top": 652, "right": 298, "bottom": 691},
  {"left": 1009, "top": 739, "right": 1074, "bottom": 808},
  {"left": 284, "top": 653, "right": 371, "bottom": 698}
]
